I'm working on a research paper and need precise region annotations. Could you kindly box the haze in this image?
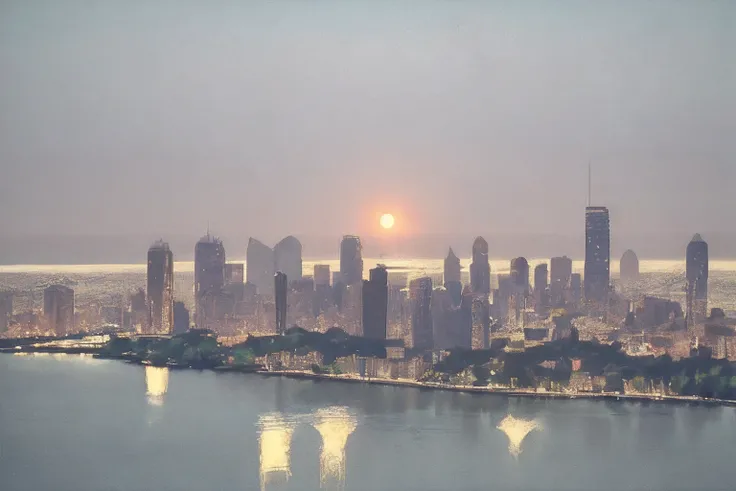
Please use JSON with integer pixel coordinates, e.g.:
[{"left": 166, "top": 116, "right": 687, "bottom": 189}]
[{"left": 1, "top": 1, "right": 734, "bottom": 263}]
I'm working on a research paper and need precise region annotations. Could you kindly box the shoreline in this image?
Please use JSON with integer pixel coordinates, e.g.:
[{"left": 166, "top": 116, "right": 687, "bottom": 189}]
[{"left": 4, "top": 349, "right": 734, "bottom": 408}]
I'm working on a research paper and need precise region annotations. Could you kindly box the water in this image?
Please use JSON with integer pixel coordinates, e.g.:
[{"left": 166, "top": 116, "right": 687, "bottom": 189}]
[{"left": 2, "top": 355, "right": 736, "bottom": 491}]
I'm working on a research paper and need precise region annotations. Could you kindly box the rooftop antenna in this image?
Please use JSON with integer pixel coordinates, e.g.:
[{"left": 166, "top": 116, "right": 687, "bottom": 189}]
[
  {"left": 587, "top": 161, "right": 592, "bottom": 207},
  {"left": 206, "top": 220, "right": 210, "bottom": 238}
]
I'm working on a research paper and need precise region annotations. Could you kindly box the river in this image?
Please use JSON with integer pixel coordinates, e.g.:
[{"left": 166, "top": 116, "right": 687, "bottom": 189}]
[{"left": 2, "top": 354, "right": 736, "bottom": 490}]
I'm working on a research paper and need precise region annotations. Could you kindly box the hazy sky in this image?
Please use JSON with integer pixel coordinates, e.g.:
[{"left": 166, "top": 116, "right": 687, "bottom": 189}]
[{"left": 1, "top": 1, "right": 734, "bottom": 248}]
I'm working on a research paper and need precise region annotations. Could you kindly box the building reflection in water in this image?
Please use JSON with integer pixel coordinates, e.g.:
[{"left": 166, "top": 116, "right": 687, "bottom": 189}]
[
  {"left": 496, "top": 414, "right": 541, "bottom": 458},
  {"left": 257, "top": 413, "right": 296, "bottom": 491},
  {"left": 312, "top": 406, "right": 357, "bottom": 490},
  {"left": 144, "top": 366, "right": 169, "bottom": 407}
]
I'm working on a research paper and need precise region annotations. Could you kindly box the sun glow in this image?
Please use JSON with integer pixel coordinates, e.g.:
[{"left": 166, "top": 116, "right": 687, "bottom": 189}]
[{"left": 379, "top": 213, "right": 395, "bottom": 229}]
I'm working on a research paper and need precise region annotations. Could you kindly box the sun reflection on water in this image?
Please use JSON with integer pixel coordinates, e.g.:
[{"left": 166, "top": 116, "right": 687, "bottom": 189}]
[
  {"left": 313, "top": 407, "right": 357, "bottom": 490},
  {"left": 144, "top": 366, "right": 169, "bottom": 407},
  {"left": 497, "top": 414, "right": 541, "bottom": 458},
  {"left": 257, "top": 414, "right": 296, "bottom": 491}
]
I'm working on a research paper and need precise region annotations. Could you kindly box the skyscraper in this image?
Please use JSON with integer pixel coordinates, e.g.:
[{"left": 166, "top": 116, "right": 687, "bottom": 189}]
[
  {"left": 550, "top": 256, "right": 573, "bottom": 307},
  {"left": 471, "top": 294, "right": 490, "bottom": 350},
  {"left": 225, "top": 263, "right": 244, "bottom": 285},
  {"left": 584, "top": 206, "right": 610, "bottom": 303},
  {"left": 44, "top": 285, "right": 74, "bottom": 336},
  {"left": 313, "top": 265, "right": 331, "bottom": 287},
  {"left": 146, "top": 241, "right": 174, "bottom": 335},
  {"left": 510, "top": 257, "right": 530, "bottom": 296},
  {"left": 686, "top": 234, "right": 709, "bottom": 323},
  {"left": 431, "top": 287, "right": 454, "bottom": 349},
  {"left": 620, "top": 249, "right": 640, "bottom": 286},
  {"left": 470, "top": 237, "right": 491, "bottom": 295},
  {"left": 274, "top": 236, "right": 303, "bottom": 285},
  {"left": 173, "top": 301, "right": 189, "bottom": 334},
  {"left": 409, "top": 277, "right": 433, "bottom": 351},
  {"left": 534, "top": 263, "right": 548, "bottom": 313},
  {"left": 550, "top": 256, "right": 573, "bottom": 286},
  {"left": 274, "top": 272, "right": 288, "bottom": 335},
  {"left": 362, "top": 265, "right": 388, "bottom": 339},
  {"left": 247, "top": 238, "right": 275, "bottom": 296},
  {"left": 0, "top": 291, "right": 12, "bottom": 334},
  {"left": 194, "top": 234, "right": 226, "bottom": 328},
  {"left": 339, "top": 236, "right": 363, "bottom": 285},
  {"left": 443, "top": 247, "right": 462, "bottom": 307}
]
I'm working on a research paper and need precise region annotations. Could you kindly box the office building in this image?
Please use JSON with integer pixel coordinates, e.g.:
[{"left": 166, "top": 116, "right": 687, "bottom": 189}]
[
  {"left": 275, "top": 272, "right": 288, "bottom": 335},
  {"left": 471, "top": 294, "right": 490, "bottom": 350},
  {"left": 510, "top": 257, "right": 530, "bottom": 296},
  {"left": 247, "top": 238, "right": 275, "bottom": 296},
  {"left": 225, "top": 263, "right": 244, "bottom": 285},
  {"left": 362, "top": 265, "right": 388, "bottom": 340},
  {"left": 44, "top": 285, "right": 74, "bottom": 336},
  {"left": 584, "top": 206, "right": 610, "bottom": 303},
  {"left": 146, "top": 241, "right": 174, "bottom": 334},
  {"left": 339, "top": 235, "right": 363, "bottom": 285},
  {"left": 534, "top": 263, "right": 548, "bottom": 313},
  {"left": 570, "top": 274, "right": 582, "bottom": 306},
  {"left": 457, "top": 286, "right": 474, "bottom": 349},
  {"left": 0, "top": 291, "right": 12, "bottom": 333},
  {"left": 274, "top": 236, "right": 303, "bottom": 286},
  {"left": 409, "top": 277, "right": 433, "bottom": 351},
  {"left": 686, "top": 234, "right": 709, "bottom": 324},
  {"left": 470, "top": 236, "right": 491, "bottom": 295},
  {"left": 619, "top": 250, "right": 640, "bottom": 286},
  {"left": 314, "top": 265, "right": 331, "bottom": 287},
  {"left": 173, "top": 301, "right": 189, "bottom": 334},
  {"left": 431, "top": 287, "right": 454, "bottom": 349},
  {"left": 444, "top": 247, "right": 462, "bottom": 306},
  {"left": 550, "top": 256, "right": 572, "bottom": 307}
]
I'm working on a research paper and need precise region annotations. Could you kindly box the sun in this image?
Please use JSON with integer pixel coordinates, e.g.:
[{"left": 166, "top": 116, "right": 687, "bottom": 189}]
[{"left": 380, "top": 213, "right": 395, "bottom": 229}]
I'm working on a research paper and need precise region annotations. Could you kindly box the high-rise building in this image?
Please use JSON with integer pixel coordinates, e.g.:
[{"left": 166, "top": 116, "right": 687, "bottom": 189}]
[
  {"left": 443, "top": 247, "right": 462, "bottom": 307},
  {"left": 570, "top": 273, "right": 582, "bottom": 306},
  {"left": 686, "top": 234, "right": 709, "bottom": 324},
  {"left": 470, "top": 237, "right": 491, "bottom": 295},
  {"left": 44, "top": 285, "right": 74, "bottom": 336},
  {"left": 274, "top": 236, "right": 303, "bottom": 285},
  {"left": 173, "top": 301, "right": 189, "bottom": 334},
  {"left": 471, "top": 294, "right": 490, "bottom": 350},
  {"left": 0, "top": 291, "right": 12, "bottom": 333},
  {"left": 314, "top": 265, "right": 331, "bottom": 287},
  {"left": 550, "top": 256, "right": 573, "bottom": 286},
  {"left": 444, "top": 247, "right": 461, "bottom": 284},
  {"left": 510, "top": 257, "right": 530, "bottom": 296},
  {"left": 274, "top": 272, "right": 288, "bottom": 335},
  {"left": 146, "top": 241, "right": 174, "bottom": 335},
  {"left": 362, "top": 265, "right": 388, "bottom": 340},
  {"left": 550, "top": 256, "right": 573, "bottom": 307},
  {"left": 620, "top": 250, "right": 640, "bottom": 286},
  {"left": 534, "top": 263, "right": 548, "bottom": 313},
  {"left": 584, "top": 206, "right": 610, "bottom": 303},
  {"left": 194, "top": 234, "right": 226, "bottom": 328},
  {"left": 247, "top": 238, "right": 275, "bottom": 296},
  {"left": 458, "top": 286, "right": 474, "bottom": 349},
  {"left": 409, "top": 277, "right": 433, "bottom": 351},
  {"left": 225, "top": 263, "right": 245, "bottom": 285},
  {"left": 339, "top": 236, "right": 363, "bottom": 285},
  {"left": 431, "top": 287, "right": 454, "bottom": 349}
]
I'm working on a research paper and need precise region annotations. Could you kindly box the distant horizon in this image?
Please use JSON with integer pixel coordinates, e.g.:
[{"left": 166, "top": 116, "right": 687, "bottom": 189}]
[{"left": 0, "top": 230, "right": 734, "bottom": 266}]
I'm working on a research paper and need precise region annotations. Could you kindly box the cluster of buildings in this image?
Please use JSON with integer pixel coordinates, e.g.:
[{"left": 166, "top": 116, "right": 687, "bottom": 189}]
[{"left": 0, "top": 203, "right": 727, "bottom": 363}]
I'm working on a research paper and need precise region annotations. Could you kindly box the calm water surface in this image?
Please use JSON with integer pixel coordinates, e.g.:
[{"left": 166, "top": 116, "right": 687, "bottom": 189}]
[{"left": 2, "top": 354, "right": 736, "bottom": 491}]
